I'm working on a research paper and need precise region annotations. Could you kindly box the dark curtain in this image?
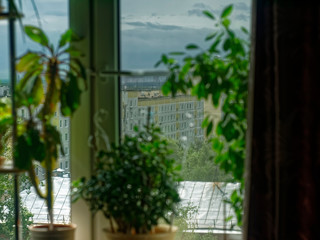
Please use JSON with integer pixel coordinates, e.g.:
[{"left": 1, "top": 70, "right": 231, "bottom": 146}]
[{"left": 245, "top": 0, "right": 320, "bottom": 239}]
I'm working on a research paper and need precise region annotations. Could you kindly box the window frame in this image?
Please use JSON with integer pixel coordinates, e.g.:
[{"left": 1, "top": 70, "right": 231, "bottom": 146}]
[{"left": 69, "top": 1, "right": 244, "bottom": 239}]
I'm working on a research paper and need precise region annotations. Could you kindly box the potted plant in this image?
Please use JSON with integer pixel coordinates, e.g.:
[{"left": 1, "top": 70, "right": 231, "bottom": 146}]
[
  {"left": 14, "top": 25, "right": 86, "bottom": 239},
  {"left": 72, "top": 116, "right": 181, "bottom": 240}
]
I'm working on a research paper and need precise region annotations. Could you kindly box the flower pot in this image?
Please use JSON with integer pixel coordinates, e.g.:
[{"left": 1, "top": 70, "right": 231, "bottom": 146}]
[
  {"left": 104, "top": 225, "right": 178, "bottom": 240},
  {"left": 29, "top": 223, "right": 76, "bottom": 240}
]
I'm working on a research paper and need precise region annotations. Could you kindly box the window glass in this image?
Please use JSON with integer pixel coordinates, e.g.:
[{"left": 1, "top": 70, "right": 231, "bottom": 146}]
[
  {"left": 0, "top": 0, "right": 70, "bottom": 238},
  {"left": 121, "top": 0, "right": 251, "bottom": 237}
]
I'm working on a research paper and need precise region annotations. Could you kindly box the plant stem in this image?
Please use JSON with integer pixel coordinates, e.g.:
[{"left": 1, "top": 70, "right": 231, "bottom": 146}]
[{"left": 46, "top": 158, "right": 54, "bottom": 230}]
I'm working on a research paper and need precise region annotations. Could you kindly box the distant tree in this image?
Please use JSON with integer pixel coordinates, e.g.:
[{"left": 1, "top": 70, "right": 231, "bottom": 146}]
[
  {"left": 0, "top": 174, "right": 33, "bottom": 239},
  {"left": 169, "top": 139, "right": 232, "bottom": 182}
]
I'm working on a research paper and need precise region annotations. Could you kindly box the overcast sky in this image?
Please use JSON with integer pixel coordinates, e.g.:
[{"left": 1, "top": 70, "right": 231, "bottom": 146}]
[{"left": 0, "top": 0, "right": 251, "bottom": 80}]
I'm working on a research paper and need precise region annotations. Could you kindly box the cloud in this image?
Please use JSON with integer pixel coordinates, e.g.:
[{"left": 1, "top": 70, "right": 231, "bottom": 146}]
[
  {"left": 121, "top": 27, "right": 213, "bottom": 70},
  {"left": 125, "top": 22, "right": 182, "bottom": 31},
  {"left": 234, "top": 2, "right": 250, "bottom": 11},
  {"left": 188, "top": 9, "right": 204, "bottom": 17},
  {"left": 235, "top": 14, "right": 249, "bottom": 21},
  {"left": 188, "top": 2, "right": 220, "bottom": 17},
  {"left": 193, "top": 3, "right": 211, "bottom": 9}
]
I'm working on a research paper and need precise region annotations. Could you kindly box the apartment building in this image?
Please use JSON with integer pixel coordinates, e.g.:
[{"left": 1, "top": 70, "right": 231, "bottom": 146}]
[{"left": 121, "top": 90, "right": 205, "bottom": 142}]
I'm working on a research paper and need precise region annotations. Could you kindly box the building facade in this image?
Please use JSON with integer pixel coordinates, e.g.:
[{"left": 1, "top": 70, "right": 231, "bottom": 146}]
[{"left": 121, "top": 90, "right": 205, "bottom": 142}]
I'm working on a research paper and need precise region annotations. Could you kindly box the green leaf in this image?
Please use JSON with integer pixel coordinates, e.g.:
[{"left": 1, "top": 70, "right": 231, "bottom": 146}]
[
  {"left": 154, "top": 60, "right": 162, "bottom": 68},
  {"left": 14, "top": 135, "right": 32, "bottom": 170},
  {"left": 169, "top": 52, "right": 185, "bottom": 56},
  {"left": 58, "top": 29, "right": 73, "bottom": 48},
  {"left": 161, "top": 54, "right": 168, "bottom": 64},
  {"left": 64, "top": 47, "right": 82, "bottom": 57},
  {"left": 206, "top": 121, "right": 213, "bottom": 137},
  {"left": 161, "top": 81, "right": 172, "bottom": 96},
  {"left": 222, "top": 18, "right": 231, "bottom": 28},
  {"left": 71, "top": 59, "right": 87, "bottom": 89},
  {"left": 202, "top": 10, "right": 215, "bottom": 20},
  {"left": 221, "top": 5, "right": 233, "bottom": 19},
  {"left": 223, "top": 38, "right": 231, "bottom": 51},
  {"left": 24, "top": 25, "right": 49, "bottom": 47},
  {"left": 205, "top": 32, "right": 218, "bottom": 41},
  {"left": 241, "top": 27, "right": 249, "bottom": 35},
  {"left": 212, "top": 138, "right": 223, "bottom": 152},
  {"left": 209, "top": 38, "right": 221, "bottom": 53},
  {"left": 201, "top": 116, "right": 210, "bottom": 128},
  {"left": 16, "top": 64, "right": 43, "bottom": 93},
  {"left": 66, "top": 73, "right": 81, "bottom": 114},
  {"left": 212, "top": 88, "right": 221, "bottom": 107},
  {"left": 60, "top": 81, "right": 71, "bottom": 116},
  {"left": 186, "top": 44, "right": 199, "bottom": 50},
  {"left": 29, "top": 76, "right": 44, "bottom": 106},
  {"left": 16, "top": 52, "right": 41, "bottom": 72},
  {"left": 29, "top": 128, "right": 46, "bottom": 162}
]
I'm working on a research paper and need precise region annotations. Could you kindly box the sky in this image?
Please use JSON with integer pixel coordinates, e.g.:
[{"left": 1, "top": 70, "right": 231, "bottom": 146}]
[{"left": 0, "top": 0, "right": 251, "bottom": 80}]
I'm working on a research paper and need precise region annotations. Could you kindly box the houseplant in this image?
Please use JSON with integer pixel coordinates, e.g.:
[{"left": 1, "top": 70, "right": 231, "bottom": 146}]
[
  {"left": 72, "top": 116, "right": 181, "bottom": 240},
  {"left": 14, "top": 25, "right": 86, "bottom": 239},
  {"left": 156, "top": 5, "right": 249, "bottom": 226}
]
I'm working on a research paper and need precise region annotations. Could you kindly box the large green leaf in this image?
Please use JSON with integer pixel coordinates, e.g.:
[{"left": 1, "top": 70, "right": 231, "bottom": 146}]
[
  {"left": 29, "top": 76, "right": 44, "bottom": 106},
  {"left": 14, "top": 135, "right": 32, "bottom": 170},
  {"left": 24, "top": 25, "right": 49, "bottom": 47},
  {"left": 58, "top": 29, "right": 73, "bottom": 48},
  {"left": 29, "top": 128, "right": 46, "bottom": 162},
  {"left": 221, "top": 5, "right": 233, "bottom": 19},
  {"left": 186, "top": 44, "right": 199, "bottom": 50},
  {"left": 202, "top": 10, "right": 215, "bottom": 20},
  {"left": 66, "top": 73, "right": 81, "bottom": 114},
  {"left": 16, "top": 52, "right": 41, "bottom": 72}
]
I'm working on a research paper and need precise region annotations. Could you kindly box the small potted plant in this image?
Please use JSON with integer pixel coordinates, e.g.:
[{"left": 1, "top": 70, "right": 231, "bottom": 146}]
[
  {"left": 14, "top": 25, "right": 86, "bottom": 239},
  {"left": 72, "top": 116, "right": 181, "bottom": 240}
]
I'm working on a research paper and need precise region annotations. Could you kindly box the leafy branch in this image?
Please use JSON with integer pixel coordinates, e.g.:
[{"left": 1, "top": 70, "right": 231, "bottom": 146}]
[{"left": 156, "top": 5, "right": 250, "bottom": 226}]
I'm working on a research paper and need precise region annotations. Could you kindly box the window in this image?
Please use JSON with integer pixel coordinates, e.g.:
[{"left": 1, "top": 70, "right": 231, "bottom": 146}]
[
  {"left": 65, "top": 133, "right": 68, "bottom": 141},
  {"left": 64, "top": 119, "right": 68, "bottom": 127},
  {"left": 120, "top": 0, "right": 251, "bottom": 237},
  {"left": 0, "top": 1, "right": 71, "bottom": 238}
]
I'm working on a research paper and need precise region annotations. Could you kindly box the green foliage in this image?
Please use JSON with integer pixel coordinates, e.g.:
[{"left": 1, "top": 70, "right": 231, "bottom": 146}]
[
  {"left": 169, "top": 139, "right": 232, "bottom": 182},
  {"left": 0, "top": 98, "right": 12, "bottom": 157},
  {"left": 174, "top": 203, "right": 218, "bottom": 240},
  {"left": 72, "top": 124, "right": 181, "bottom": 234},
  {"left": 156, "top": 5, "right": 249, "bottom": 226},
  {"left": 13, "top": 25, "right": 86, "bottom": 225},
  {"left": 0, "top": 174, "right": 33, "bottom": 240}
]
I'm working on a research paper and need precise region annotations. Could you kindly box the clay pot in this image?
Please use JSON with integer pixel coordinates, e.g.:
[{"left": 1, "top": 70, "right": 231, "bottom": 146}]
[
  {"left": 29, "top": 223, "right": 76, "bottom": 240},
  {"left": 104, "top": 225, "right": 178, "bottom": 240}
]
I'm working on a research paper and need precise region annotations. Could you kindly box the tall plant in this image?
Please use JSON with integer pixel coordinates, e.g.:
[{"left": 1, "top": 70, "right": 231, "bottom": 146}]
[
  {"left": 156, "top": 5, "right": 249, "bottom": 226},
  {"left": 14, "top": 25, "right": 86, "bottom": 228}
]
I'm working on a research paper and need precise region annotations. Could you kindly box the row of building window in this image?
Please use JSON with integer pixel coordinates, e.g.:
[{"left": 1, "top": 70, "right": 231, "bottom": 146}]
[{"left": 60, "top": 119, "right": 68, "bottom": 128}]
